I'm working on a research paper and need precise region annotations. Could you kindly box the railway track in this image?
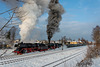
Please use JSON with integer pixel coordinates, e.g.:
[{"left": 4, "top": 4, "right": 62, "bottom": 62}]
[
  {"left": 0, "top": 47, "right": 86, "bottom": 65},
  {"left": 0, "top": 47, "right": 83, "bottom": 60},
  {"left": 42, "top": 50, "right": 86, "bottom": 67}
]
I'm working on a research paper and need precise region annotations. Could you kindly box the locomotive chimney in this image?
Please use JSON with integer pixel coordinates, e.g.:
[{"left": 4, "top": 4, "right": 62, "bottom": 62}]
[{"left": 48, "top": 37, "right": 51, "bottom": 44}]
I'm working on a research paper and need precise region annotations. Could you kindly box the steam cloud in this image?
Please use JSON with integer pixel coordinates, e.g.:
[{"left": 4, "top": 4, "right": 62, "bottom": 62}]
[
  {"left": 47, "top": 0, "right": 64, "bottom": 43},
  {"left": 2, "top": 0, "right": 50, "bottom": 43}
]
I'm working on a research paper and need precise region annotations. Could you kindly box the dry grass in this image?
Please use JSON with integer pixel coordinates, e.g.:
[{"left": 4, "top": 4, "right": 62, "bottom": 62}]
[{"left": 76, "top": 45, "right": 100, "bottom": 67}]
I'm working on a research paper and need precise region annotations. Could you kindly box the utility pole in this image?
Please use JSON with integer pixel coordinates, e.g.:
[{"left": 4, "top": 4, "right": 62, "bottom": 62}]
[{"left": 61, "top": 37, "right": 64, "bottom": 50}]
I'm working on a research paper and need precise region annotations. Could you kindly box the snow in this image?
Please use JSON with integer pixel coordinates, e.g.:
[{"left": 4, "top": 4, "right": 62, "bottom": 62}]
[
  {"left": 91, "top": 58, "right": 100, "bottom": 67},
  {"left": 0, "top": 46, "right": 87, "bottom": 67},
  {"left": 0, "top": 49, "right": 14, "bottom": 56}
]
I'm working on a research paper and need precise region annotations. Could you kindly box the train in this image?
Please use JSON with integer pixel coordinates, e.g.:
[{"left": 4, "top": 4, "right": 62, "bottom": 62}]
[
  {"left": 66, "top": 44, "right": 86, "bottom": 48},
  {"left": 13, "top": 42, "right": 86, "bottom": 55},
  {"left": 13, "top": 42, "right": 62, "bottom": 55}
]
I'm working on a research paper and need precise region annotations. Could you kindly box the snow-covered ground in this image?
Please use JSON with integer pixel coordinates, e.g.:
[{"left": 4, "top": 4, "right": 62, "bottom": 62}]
[
  {"left": 91, "top": 58, "right": 100, "bottom": 67},
  {"left": 0, "top": 46, "right": 88, "bottom": 67},
  {"left": 0, "top": 49, "right": 14, "bottom": 56}
]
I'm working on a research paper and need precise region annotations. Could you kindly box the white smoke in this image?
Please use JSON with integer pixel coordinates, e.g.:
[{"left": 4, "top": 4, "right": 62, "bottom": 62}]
[{"left": 2, "top": 0, "right": 50, "bottom": 43}]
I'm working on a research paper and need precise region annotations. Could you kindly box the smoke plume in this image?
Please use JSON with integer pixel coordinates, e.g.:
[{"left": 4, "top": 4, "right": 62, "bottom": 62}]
[
  {"left": 47, "top": 0, "right": 64, "bottom": 43},
  {"left": 2, "top": 0, "right": 50, "bottom": 43}
]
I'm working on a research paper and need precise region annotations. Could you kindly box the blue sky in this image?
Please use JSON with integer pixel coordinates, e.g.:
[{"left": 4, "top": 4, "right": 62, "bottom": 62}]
[
  {"left": 0, "top": 0, "right": 100, "bottom": 41},
  {"left": 61, "top": 0, "right": 100, "bottom": 22},
  {"left": 37, "top": 0, "right": 100, "bottom": 41}
]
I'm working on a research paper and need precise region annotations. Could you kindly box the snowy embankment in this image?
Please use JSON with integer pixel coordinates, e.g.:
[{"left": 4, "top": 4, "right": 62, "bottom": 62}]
[
  {"left": 91, "top": 58, "right": 100, "bottom": 67},
  {"left": 0, "top": 49, "right": 14, "bottom": 56},
  {"left": 0, "top": 46, "right": 87, "bottom": 67}
]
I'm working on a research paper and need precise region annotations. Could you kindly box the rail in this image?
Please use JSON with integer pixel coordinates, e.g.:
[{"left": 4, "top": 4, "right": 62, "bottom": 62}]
[
  {"left": 42, "top": 50, "right": 86, "bottom": 67},
  {"left": 0, "top": 47, "right": 83, "bottom": 65}
]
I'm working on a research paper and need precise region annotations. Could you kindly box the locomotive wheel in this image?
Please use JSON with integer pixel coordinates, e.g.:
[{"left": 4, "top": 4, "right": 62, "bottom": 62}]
[{"left": 23, "top": 49, "right": 27, "bottom": 53}]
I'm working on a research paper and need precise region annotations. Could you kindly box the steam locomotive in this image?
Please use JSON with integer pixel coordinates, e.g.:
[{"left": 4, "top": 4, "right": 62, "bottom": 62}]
[{"left": 13, "top": 42, "right": 62, "bottom": 55}]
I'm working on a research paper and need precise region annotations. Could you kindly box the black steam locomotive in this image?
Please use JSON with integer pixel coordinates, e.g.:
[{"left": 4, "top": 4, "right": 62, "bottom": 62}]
[{"left": 13, "top": 42, "right": 62, "bottom": 55}]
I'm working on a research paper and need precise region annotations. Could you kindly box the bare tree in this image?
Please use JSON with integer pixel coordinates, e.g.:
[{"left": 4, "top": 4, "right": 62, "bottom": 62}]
[
  {"left": 0, "top": 7, "right": 17, "bottom": 32},
  {"left": 81, "top": 37, "right": 89, "bottom": 45},
  {"left": 76, "top": 26, "right": 100, "bottom": 67},
  {"left": 92, "top": 25, "right": 100, "bottom": 47},
  {"left": 0, "top": 7, "right": 18, "bottom": 57},
  {"left": 0, "top": 1, "right": 21, "bottom": 57},
  {"left": 6, "top": 26, "right": 17, "bottom": 48}
]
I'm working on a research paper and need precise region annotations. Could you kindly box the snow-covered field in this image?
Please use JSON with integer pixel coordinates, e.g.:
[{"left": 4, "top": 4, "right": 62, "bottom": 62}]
[
  {"left": 0, "top": 46, "right": 88, "bottom": 67},
  {"left": 0, "top": 49, "right": 14, "bottom": 56},
  {"left": 91, "top": 58, "right": 100, "bottom": 67}
]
